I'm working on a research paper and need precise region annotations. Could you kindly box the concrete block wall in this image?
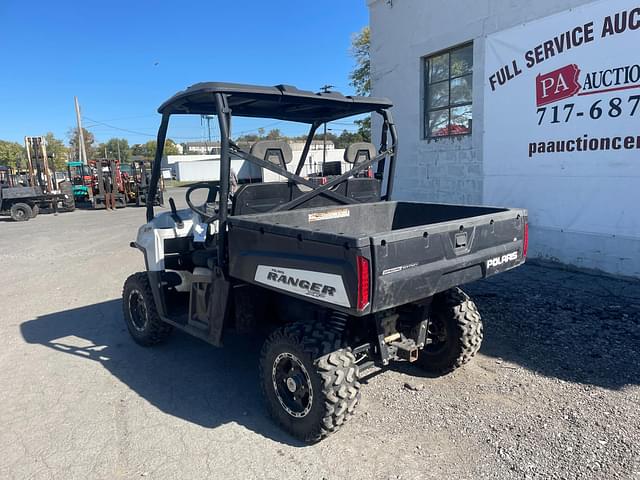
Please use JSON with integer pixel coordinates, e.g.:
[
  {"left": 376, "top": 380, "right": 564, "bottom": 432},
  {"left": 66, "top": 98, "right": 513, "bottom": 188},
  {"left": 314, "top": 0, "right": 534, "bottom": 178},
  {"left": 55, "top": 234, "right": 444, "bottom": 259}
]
[{"left": 369, "top": 0, "right": 596, "bottom": 206}]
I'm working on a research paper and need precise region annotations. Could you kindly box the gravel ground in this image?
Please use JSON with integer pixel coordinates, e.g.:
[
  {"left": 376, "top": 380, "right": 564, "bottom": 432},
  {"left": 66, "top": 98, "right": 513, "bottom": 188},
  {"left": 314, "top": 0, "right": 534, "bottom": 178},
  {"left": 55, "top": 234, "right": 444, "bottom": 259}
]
[{"left": 0, "top": 189, "right": 638, "bottom": 479}]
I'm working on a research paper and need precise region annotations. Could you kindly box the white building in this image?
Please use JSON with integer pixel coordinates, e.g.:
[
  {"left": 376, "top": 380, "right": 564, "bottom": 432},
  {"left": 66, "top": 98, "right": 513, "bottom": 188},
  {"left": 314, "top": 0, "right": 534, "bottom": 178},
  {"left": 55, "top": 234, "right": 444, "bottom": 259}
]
[
  {"left": 182, "top": 142, "right": 221, "bottom": 155},
  {"left": 263, "top": 147, "right": 348, "bottom": 182},
  {"left": 368, "top": 0, "right": 640, "bottom": 278},
  {"left": 173, "top": 158, "right": 261, "bottom": 182},
  {"left": 168, "top": 147, "right": 351, "bottom": 183},
  {"left": 288, "top": 140, "right": 335, "bottom": 151},
  {"left": 166, "top": 154, "right": 218, "bottom": 165}
]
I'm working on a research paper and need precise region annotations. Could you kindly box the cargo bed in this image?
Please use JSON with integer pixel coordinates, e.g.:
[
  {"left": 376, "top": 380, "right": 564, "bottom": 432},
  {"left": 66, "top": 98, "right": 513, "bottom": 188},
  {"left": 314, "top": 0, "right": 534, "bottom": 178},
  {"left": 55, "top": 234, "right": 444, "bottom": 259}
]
[{"left": 228, "top": 201, "right": 528, "bottom": 315}]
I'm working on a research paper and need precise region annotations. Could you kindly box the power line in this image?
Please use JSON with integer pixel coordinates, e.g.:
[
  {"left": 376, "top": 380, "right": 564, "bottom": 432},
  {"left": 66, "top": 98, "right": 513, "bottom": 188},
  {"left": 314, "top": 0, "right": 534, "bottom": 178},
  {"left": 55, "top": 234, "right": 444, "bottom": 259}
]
[
  {"left": 82, "top": 116, "right": 214, "bottom": 140},
  {"left": 87, "top": 114, "right": 158, "bottom": 123},
  {"left": 82, "top": 116, "right": 157, "bottom": 138}
]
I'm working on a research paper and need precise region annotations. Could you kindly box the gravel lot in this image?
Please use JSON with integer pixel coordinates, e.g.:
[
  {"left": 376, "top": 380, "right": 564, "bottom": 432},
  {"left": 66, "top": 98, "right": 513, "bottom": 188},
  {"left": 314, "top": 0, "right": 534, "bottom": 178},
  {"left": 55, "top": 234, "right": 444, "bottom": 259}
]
[{"left": 1, "top": 189, "right": 638, "bottom": 479}]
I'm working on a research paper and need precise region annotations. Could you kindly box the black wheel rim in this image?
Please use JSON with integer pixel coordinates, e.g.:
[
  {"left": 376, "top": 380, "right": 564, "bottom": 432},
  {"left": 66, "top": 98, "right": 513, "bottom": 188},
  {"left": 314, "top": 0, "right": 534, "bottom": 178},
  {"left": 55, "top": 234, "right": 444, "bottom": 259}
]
[
  {"left": 424, "top": 316, "right": 449, "bottom": 355},
  {"left": 272, "top": 352, "right": 313, "bottom": 418},
  {"left": 128, "top": 289, "right": 148, "bottom": 332},
  {"left": 15, "top": 209, "right": 26, "bottom": 220}
]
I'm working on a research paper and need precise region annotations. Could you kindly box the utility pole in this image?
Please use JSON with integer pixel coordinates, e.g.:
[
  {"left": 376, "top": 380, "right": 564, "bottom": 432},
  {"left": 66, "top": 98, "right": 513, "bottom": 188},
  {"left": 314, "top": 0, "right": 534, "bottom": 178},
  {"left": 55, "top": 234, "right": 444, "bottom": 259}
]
[
  {"left": 319, "top": 84, "right": 334, "bottom": 174},
  {"left": 202, "top": 115, "right": 214, "bottom": 151},
  {"left": 74, "top": 96, "right": 88, "bottom": 164},
  {"left": 116, "top": 140, "right": 122, "bottom": 162}
]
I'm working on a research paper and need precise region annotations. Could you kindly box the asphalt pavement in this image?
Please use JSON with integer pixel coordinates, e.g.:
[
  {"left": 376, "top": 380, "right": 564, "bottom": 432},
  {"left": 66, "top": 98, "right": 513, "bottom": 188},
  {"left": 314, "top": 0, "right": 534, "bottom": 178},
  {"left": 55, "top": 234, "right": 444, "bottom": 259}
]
[{"left": 0, "top": 188, "right": 638, "bottom": 479}]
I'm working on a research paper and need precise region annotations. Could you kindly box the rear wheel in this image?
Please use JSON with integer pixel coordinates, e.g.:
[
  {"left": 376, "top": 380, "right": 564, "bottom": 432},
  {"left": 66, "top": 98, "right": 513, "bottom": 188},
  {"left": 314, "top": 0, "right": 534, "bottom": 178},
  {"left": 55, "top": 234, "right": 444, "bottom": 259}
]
[
  {"left": 259, "top": 321, "right": 361, "bottom": 443},
  {"left": 416, "top": 287, "right": 483, "bottom": 375},
  {"left": 10, "top": 203, "right": 32, "bottom": 222},
  {"left": 122, "top": 272, "right": 173, "bottom": 346}
]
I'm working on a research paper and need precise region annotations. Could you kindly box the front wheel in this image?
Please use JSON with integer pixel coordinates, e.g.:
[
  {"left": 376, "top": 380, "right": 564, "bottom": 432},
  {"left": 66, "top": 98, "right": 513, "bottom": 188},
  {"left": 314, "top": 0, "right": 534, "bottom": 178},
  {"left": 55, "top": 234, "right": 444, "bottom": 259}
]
[
  {"left": 10, "top": 203, "right": 32, "bottom": 222},
  {"left": 416, "top": 287, "right": 483, "bottom": 375},
  {"left": 259, "top": 321, "right": 361, "bottom": 443},
  {"left": 122, "top": 272, "right": 173, "bottom": 346}
]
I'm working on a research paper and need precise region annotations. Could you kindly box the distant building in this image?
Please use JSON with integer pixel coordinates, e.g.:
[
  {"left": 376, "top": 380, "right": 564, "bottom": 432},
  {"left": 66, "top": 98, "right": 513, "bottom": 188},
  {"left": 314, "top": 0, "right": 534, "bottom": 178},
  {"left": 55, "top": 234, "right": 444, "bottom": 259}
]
[
  {"left": 182, "top": 141, "right": 221, "bottom": 155},
  {"left": 165, "top": 143, "right": 351, "bottom": 183},
  {"left": 163, "top": 153, "right": 219, "bottom": 173},
  {"left": 288, "top": 140, "right": 335, "bottom": 151}
]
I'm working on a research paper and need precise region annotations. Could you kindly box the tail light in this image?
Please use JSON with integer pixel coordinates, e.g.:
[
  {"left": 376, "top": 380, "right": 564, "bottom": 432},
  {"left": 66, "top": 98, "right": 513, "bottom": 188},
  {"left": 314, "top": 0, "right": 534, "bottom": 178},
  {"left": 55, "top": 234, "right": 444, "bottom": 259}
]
[
  {"left": 523, "top": 222, "right": 529, "bottom": 258},
  {"left": 356, "top": 256, "right": 370, "bottom": 310},
  {"left": 366, "top": 167, "right": 373, "bottom": 178}
]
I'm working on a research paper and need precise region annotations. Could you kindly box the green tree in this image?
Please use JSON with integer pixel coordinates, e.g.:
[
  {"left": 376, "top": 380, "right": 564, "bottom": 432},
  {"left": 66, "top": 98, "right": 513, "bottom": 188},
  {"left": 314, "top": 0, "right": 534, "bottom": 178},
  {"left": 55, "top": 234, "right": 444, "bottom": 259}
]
[
  {"left": 334, "top": 129, "right": 366, "bottom": 149},
  {"left": 312, "top": 132, "right": 338, "bottom": 144},
  {"left": 131, "top": 139, "right": 179, "bottom": 160},
  {"left": 131, "top": 143, "right": 146, "bottom": 157},
  {"left": 101, "top": 138, "right": 131, "bottom": 161},
  {"left": 44, "top": 133, "right": 69, "bottom": 170},
  {"left": 67, "top": 127, "right": 96, "bottom": 160},
  {"left": 349, "top": 26, "right": 370, "bottom": 96},
  {"left": 0, "top": 140, "right": 24, "bottom": 169},
  {"left": 354, "top": 117, "right": 371, "bottom": 142},
  {"left": 265, "top": 128, "right": 282, "bottom": 140},
  {"left": 235, "top": 133, "right": 261, "bottom": 143},
  {"left": 165, "top": 139, "right": 180, "bottom": 155},
  {"left": 350, "top": 27, "right": 372, "bottom": 143}
]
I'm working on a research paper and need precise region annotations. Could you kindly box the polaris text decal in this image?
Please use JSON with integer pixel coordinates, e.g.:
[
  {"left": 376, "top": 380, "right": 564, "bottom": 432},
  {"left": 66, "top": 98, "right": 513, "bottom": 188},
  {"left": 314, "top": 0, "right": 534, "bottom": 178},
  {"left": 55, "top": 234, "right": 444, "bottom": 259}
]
[
  {"left": 254, "top": 265, "right": 350, "bottom": 307},
  {"left": 487, "top": 251, "right": 519, "bottom": 268}
]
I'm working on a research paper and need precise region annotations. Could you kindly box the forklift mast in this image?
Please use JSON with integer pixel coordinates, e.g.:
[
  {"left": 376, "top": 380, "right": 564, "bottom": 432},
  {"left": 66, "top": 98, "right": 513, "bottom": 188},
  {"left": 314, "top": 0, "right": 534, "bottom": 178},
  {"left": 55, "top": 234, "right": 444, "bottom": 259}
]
[
  {"left": 24, "top": 136, "right": 56, "bottom": 192},
  {"left": 92, "top": 159, "right": 124, "bottom": 196}
]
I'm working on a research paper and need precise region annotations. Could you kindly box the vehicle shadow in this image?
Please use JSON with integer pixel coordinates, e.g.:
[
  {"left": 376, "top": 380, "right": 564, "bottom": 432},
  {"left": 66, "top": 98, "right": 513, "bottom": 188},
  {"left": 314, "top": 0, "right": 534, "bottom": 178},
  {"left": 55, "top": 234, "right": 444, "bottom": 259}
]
[
  {"left": 404, "top": 264, "right": 640, "bottom": 390},
  {"left": 20, "top": 300, "right": 305, "bottom": 447}
]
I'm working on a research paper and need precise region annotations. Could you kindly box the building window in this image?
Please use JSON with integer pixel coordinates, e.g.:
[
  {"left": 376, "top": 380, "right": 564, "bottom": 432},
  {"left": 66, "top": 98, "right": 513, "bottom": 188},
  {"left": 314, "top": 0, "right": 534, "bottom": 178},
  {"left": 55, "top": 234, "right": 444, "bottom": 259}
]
[{"left": 424, "top": 43, "right": 473, "bottom": 138}]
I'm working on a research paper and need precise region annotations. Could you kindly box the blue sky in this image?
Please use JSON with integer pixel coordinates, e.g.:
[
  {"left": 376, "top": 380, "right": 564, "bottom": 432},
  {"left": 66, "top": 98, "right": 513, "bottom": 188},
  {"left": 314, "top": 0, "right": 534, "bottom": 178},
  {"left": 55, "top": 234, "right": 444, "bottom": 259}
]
[{"left": 0, "top": 1, "right": 368, "bottom": 145}]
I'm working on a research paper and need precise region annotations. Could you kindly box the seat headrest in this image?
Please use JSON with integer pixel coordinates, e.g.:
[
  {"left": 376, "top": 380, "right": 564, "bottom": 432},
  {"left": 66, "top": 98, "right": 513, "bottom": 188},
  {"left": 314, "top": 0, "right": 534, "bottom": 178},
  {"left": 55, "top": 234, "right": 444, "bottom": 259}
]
[
  {"left": 344, "top": 142, "right": 377, "bottom": 164},
  {"left": 250, "top": 140, "right": 293, "bottom": 167}
]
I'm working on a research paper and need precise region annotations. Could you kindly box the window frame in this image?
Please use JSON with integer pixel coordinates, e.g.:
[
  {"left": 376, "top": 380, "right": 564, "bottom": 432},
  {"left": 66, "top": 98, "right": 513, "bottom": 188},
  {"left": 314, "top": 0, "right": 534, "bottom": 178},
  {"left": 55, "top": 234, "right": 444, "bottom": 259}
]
[{"left": 423, "top": 42, "right": 473, "bottom": 140}]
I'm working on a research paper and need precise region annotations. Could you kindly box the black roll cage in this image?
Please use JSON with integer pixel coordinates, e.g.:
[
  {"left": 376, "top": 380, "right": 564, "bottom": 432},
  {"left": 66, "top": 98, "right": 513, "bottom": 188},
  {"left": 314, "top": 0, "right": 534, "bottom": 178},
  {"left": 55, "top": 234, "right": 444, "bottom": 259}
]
[{"left": 146, "top": 91, "right": 398, "bottom": 271}]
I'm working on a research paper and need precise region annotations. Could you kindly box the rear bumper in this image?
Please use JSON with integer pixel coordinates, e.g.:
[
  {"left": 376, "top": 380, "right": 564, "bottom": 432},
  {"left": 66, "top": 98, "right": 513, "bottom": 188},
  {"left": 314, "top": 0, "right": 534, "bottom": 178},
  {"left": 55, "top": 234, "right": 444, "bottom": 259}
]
[{"left": 371, "top": 242, "right": 525, "bottom": 312}]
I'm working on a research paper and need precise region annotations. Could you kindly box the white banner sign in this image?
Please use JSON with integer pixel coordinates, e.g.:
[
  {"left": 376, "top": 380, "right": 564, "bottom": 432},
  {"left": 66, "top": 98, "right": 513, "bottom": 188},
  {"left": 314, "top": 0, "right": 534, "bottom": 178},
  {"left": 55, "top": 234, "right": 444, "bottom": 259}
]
[{"left": 483, "top": 0, "right": 640, "bottom": 241}]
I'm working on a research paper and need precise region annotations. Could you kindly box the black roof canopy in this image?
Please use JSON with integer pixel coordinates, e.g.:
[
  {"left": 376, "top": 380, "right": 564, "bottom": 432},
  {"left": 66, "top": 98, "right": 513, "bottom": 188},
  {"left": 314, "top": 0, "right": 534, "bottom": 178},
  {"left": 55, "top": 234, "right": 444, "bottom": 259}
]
[{"left": 158, "top": 82, "right": 393, "bottom": 123}]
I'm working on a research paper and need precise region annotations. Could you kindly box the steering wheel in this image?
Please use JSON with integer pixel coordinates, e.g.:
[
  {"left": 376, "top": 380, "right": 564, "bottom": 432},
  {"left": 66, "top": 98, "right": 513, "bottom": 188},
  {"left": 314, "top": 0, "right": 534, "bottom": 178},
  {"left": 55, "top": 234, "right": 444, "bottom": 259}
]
[{"left": 185, "top": 182, "right": 220, "bottom": 223}]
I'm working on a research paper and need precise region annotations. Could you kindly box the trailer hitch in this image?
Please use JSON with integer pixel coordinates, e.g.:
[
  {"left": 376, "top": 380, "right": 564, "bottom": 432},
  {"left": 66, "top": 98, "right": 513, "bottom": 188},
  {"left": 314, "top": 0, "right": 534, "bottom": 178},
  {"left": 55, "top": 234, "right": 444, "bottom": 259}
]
[{"left": 389, "top": 339, "right": 419, "bottom": 362}]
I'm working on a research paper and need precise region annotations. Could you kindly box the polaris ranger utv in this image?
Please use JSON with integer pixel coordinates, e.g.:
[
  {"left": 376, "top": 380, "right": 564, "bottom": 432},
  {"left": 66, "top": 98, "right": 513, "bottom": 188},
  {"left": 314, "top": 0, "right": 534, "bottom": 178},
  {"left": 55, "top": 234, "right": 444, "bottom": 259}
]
[{"left": 124, "top": 83, "right": 528, "bottom": 442}]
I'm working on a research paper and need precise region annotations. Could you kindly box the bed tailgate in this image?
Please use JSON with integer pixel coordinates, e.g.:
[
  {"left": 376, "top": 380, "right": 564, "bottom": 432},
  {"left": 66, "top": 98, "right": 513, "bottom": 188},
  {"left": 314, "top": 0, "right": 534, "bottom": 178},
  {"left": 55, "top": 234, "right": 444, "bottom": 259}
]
[{"left": 369, "top": 210, "right": 527, "bottom": 312}]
